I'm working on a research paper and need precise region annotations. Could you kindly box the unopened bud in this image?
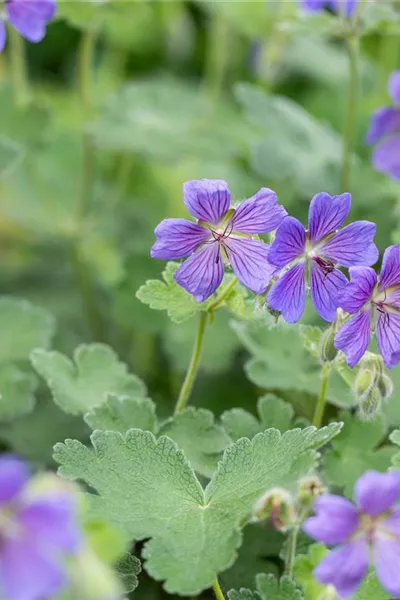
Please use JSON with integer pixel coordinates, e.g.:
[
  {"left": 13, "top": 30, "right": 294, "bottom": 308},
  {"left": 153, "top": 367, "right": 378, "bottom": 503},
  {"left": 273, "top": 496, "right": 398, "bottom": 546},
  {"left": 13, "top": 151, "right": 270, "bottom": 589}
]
[
  {"left": 319, "top": 328, "right": 338, "bottom": 363},
  {"left": 252, "top": 487, "right": 295, "bottom": 531},
  {"left": 377, "top": 373, "right": 394, "bottom": 401},
  {"left": 298, "top": 476, "right": 326, "bottom": 508},
  {"left": 318, "top": 585, "right": 339, "bottom": 600},
  {"left": 358, "top": 386, "right": 382, "bottom": 420},
  {"left": 353, "top": 367, "right": 376, "bottom": 402},
  {"left": 67, "top": 545, "right": 123, "bottom": 600}
]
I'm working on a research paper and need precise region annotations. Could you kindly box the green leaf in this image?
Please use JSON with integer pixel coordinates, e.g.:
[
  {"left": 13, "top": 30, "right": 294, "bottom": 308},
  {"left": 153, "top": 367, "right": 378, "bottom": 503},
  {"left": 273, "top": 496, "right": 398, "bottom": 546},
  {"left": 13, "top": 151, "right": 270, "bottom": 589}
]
[
  {"left": 0, "top": 137, "right": 22, "bottom": 177},
  {"left": 323, "top": 412, "right": 395, "bottom": 497},
  {"left": 228, "top": 591, "right": 259, "bottom": 600},
  {"left": 136, "top": 262, "right": 204, "bottom": 324},
  {"left": 84, "top": 395, "right": 157, "bottom": 434},
  {"left": 54, "top": 423, "right": 340, "bottom": 595},
  {"left": 256, "top": 574, "right": 304, "bottom": 600},
  {"left": 56, "top": 0, "right": 105, "bottom": 29},
  {"left": 116, "top": 553, "right": 141, "bottom": 593},
  {"left": 222, "top": 394, "right": 295, "bottom": 441},
  {"left": 0, "top": 364, "right": 37, "bottom": 421},
  {"left": 389, "top": 429, "right": 400, "bottom": 469},
  {"left": 31, "top": 344, "right": 146, "bottom": 415},
  {"left": 0, "top": 297, "right": 55, "bottom": 363},
  {"left": 159, "top": 408, "right": 232, "bottom": 478}
]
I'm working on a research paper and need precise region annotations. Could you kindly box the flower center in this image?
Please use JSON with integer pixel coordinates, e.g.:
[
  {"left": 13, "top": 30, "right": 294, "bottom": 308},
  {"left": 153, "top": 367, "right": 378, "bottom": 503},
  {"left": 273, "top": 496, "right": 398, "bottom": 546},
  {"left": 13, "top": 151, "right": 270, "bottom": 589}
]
[{"left": 312, "top": 255, "right": 335, "bottom": 276}]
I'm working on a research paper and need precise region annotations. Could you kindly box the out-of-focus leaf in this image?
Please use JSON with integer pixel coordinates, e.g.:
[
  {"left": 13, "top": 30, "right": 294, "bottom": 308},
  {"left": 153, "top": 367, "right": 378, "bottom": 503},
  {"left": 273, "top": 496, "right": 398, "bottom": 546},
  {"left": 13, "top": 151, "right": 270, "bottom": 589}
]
[
  {"left": 0, "top": 137, "right": 22, "bottom": 177},
  {"left": 56, "top": 0, "right": 106, "bottom": 29},
  {"left": 0, "top": 364, "right": 36, "bottom": 421},
  {"left": 256, "top": 574, "right": 304, "bottom": 600}
]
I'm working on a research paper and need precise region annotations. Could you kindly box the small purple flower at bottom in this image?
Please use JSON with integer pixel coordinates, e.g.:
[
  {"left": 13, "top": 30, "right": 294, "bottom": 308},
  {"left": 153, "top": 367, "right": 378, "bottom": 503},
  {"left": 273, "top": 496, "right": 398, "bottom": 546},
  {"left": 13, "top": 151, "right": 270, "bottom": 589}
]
[
  {"left": 300, "top": 0, "right": 358, "bottom": 18},
  {"left": 267, "top": 192, "right": 378, "bottom": 323},
  {"left": 366, "top": 71, "right": 400, "bottom": 180},
  {"left": 0, "top": 454, "right": 81, "bottom": 600},
  {"left": 151, "top": 179, "right": 287, "bottom": 303},
  {"left": 0, "top": 0, "right": 56, "bottom": 53},
  {"left": 303, "top": 470, "right": 400, "bottom": 598},
  {"left": 335, "top": 245, "right": 400, "bottom": 369}
]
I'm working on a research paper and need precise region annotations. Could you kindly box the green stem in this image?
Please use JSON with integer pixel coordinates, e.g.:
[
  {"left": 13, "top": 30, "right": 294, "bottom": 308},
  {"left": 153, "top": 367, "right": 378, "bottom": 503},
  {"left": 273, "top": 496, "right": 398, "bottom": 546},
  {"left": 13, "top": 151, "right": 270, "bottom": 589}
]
[
  {"left": 8, "top": 26, "right": 30, "bottom": 105},
  {"left": 203, "top": 10, "right": 230, "bottom": 106},
  {"left": 312, "top": 371, "right": 330, "bottom": 428},
  {"left": 213, "top": 579, "right": 226, "bottom": 600},
  {"left": 340, "top": 35, "right": 359, "bottom": 192},
  {"left": 207, "top": 278, "right": 238, "bottom": 312},
  {"left": 174, "top": 311, "right": 208, "bottom": 415},
  {"left": 284, "top": 525, "right": 299, "bottom": 577}
]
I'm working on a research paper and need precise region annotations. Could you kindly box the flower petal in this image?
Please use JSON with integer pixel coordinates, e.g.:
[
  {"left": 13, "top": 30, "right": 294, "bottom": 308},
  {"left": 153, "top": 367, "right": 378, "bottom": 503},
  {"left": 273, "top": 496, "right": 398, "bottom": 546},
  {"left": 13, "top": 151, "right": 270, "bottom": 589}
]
[
  {"left": 372, "top": 134, "right": 400, "bottom": 180},
  {"left": 365, "top": 107, "right": 400, "bottom": 145},
  {"left": 376, "top": 309, "right": 400, "bottom": 369},
  {"left": 374, "top": 537, "right": 400, "bottom": 598},
  {"left": 0, "top": 455, "right": 29, "bottom": 504},
  {"left": 389, "top": 70, "right": 400, "bottom": 105},
  {"left": 150, "top": 218, "right": 211, "bottom": 260},
  {"left": 6, "top": 0, "right": 56, "bottom": 43},
  {"left": 380, "top": 507, "right": 400, "bottom": 537},
  {"left": 310, "top": 262, "right": 348, "bottom": 322},
  {"left": 267, "top": 261, "right": 306, "bottom": 323},
  {"left": 320, "top": 221, "right": 378, "bottom": 267},
  {"left": 225, "top": 237, "right": 277, "bottom": 294},
  {"left": 313, "top": 539, "right": 369, "bottom": 599},
  {"left": 183, "top": 179, "right": 230, "bottom": 225},
  {"left": 299, "top": 0, "right": 325, "bottom": 11},
  {"left": 19, "top": 493, "right": 81, "bottom": 553},
  {"left": 378, "top": 245, "right": 400, "bottom": 291},
  {"left": 334, "top": 310, "right": 372, "bottom": 368},
  {"left": 338, "top": 266, "right": 377, "bottom": 314},
  {"left": 268, "top": 217, "right": 306, "bottom": 268},
  {"left": 302, "top": 494, "right": 359, "bottom": 545},
  {"left": 174, "top": 243, "right": 223, "bottom": 303},
  {"left": 0, "top": 18, "right": 6, "bottom": 52},
  {"left": 308, "top": 192, "right": 351, "bottom": 245},
  {"left": 0, "top": 537, "right": 65, "bottom": 600},
  {"left": 355, "top": 470, "right": 400, "bottom": 517},
  {"left": 230, "top": 188, "right": 287, "bottom": 234}
]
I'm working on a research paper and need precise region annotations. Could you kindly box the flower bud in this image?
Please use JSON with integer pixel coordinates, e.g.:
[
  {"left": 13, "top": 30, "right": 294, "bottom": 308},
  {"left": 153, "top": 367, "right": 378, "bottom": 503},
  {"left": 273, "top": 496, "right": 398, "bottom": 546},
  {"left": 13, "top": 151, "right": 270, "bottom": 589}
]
[
  {"left": 353, "top": 367, "right": 376, "bottom": 402},
  {"left": 252, "top": 487, "right": 295, "bottom": 531},
  {"left": 298, "top": 475, "right": 326, "bottom": 508},
  {"left": 319, "top": 328, "right": 338, "bottom": 363},
  {"left": 377, "top": 373, "right": 394, "bottom": 401},
  {"left": 358, "top": 386, "right": 382, "bottom": 420}
]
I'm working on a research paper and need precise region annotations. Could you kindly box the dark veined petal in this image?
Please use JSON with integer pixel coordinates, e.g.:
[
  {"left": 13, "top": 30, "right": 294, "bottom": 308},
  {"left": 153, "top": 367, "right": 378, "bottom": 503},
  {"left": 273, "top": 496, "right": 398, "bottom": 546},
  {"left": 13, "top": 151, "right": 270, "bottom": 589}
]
[
  {"left": 313, "top": 539, "right": 369, "bottom": 599},
  {"left": 150, "top": 218, "right": 211, "bottom": 260},
  {"left": 224, "top": 237, "right": 277, "bottom": 294},
  {"left": 6, "top": 0, "right": 56, "bottom": 43},
  {"left": 268, "top": 217, "right": 306, "bottom": 268},
  {"left": 355, "top": 470, "right": 400, "bottom": 517},
  {"left": 0, "top": 18, "right": 6, "bottom": 52},
  {"left": 374, "top": 537, "right": 400, "bottom": 598},
  {"left": 365, "top": 107, "right": 400, "bottom": 145},
  {"left": 229, "top": 188, "right": 287, "bottom": 235},
  {"left": 389, "top": 70, "right": 400, "bottom": 105},
  {"left": 372, "top": 134, "right": 400, "bottom": 180},
  {"left": 302, "top": 495, "right": 359, "bottom": 545},
  {"left": 320, "top": 221, "right": 378, "bottom": 268},
  {"left": 308, "top": 192, "right": 351, "bottom": 245},
  {"left": 378, "top": 245, "right": 400, "bottom": 291},
  {"left": 310, "top": 262, "right": 347, "bottom": 322},
  {"left": 338, "top": 266, "right": 377, "bottom": 314},
  {"left": 174, "top": 243, "right": 223, "bottom": 303},
  {"left": 334, "top": 310, "right": 372, "bottom": 368},
  {"left": 183, "top": 179, "right": 230, "bottom": 225},
  {"left": 376, "top": 309, "right": 400, "bottom": 369},
  {"left": 0, "top": 455, "right": 29, "bottom": 504},
  {"left": 267, "top": 261, "right": 306, "bottom": 323},
  {"left": 0, "top": 537, "right": 66, "bottom": 600}
]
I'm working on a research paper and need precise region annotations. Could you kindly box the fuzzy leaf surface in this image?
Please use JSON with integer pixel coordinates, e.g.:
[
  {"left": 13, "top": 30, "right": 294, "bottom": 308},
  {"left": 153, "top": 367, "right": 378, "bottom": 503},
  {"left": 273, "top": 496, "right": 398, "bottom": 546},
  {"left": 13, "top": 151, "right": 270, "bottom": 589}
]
[
  {"left": 256, "top": 574, "right": 304, "bottom": 600},
  {"left": 0, "top": 364, "right": 37, "bottom": 421},
  {"left": 85, "top": 395, "right": 157, "bottom": 434}
]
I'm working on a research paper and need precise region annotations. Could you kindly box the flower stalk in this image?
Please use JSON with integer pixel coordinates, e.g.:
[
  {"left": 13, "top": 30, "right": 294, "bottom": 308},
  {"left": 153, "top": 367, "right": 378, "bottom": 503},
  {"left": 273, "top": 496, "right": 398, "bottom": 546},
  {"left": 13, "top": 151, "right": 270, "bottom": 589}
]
[
  {"left": 213, "top": 579, "right": 226, "bottom": 600},
  {"left": 312, "top": 369, "right": 330, "bottom": 428},
  {"left": 284, "top": 524, "right": 300, "bottom": 577},
  {"left": 340, "top": 34, "right": 360, "bottom": 192},
  {"left": 8, "top": 25, "right": 30, "bottom": 106}
]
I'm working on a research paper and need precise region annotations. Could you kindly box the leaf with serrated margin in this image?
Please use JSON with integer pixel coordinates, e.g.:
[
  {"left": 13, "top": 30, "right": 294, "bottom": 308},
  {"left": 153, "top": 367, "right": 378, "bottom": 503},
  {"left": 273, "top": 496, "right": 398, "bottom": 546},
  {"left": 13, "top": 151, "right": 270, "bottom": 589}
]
[
  {"left": 84, "top": 395, "right": 157, "bottom": 434},
  {"left": 256, "top": 574, "right": 303, "bottom": 600},
  {"left": 0, "top": 297, "right": 55, "bottom": 363},
  {"left": 228, "top": 590, "right": 260, "bottom": 600},
  {"left": 0, "top": 364, "right": 37, "bottom": 421},
  {"left": 54, "top": 423, "right": 341, "bottom": 595},
  {"left": 31, "top": 344, "right": 146, "bottom": 415},
  {"left": 116, "top": 554, "right": 141, "bottom": 593}
]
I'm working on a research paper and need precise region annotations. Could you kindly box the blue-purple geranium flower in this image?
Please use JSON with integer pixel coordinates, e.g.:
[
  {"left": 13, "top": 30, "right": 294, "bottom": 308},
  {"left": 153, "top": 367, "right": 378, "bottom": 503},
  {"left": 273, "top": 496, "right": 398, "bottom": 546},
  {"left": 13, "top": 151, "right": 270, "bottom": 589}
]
[
  {"left": 300, "top": 0, "right": 358, "bottom": 17},
  {"left": 303, "top": 470, "right": 400, "bottom": 598},
  {"left": 0, "top": 0, "right": 56, "bottom": 52},
  {"left": 267, "top": 192, "right": 378, "bottom": 323},
  {"left": 151, "top": 179, "right": 287, "bottom": 303},
  {"left": 0, "top": 454, "right": 81, "bottom": 600},
  {"left": 366, "top": 71, "right": 400, "bottom": 180},
  {"left": 335, "top": 245, "right": 400, "bottom": 369}
]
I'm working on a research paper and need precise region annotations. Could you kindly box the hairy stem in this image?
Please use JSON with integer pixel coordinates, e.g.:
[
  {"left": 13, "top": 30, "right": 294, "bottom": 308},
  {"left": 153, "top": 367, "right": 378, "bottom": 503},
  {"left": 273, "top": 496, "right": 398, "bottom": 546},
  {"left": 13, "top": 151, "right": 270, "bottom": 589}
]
[
  {"left": 312, "top": 371, "right": 330, "bottom": 428},
  {"left": 9, "top": 26, "right": 30, "bottom": 105},
  {"left": 284, "top": 525, "right": 300, "bottom": 577},
  {"left": 207, "top": 277, "right": 238, "bottom": 312},
  {"left": 213, "top": 579, "right": 226, "bottom": 600},
  {"left": 174, "top": 311, "right": 208, "bottom": 415},
  {"left": 340, "top": 35, "right": 359, "bottom": 192}
]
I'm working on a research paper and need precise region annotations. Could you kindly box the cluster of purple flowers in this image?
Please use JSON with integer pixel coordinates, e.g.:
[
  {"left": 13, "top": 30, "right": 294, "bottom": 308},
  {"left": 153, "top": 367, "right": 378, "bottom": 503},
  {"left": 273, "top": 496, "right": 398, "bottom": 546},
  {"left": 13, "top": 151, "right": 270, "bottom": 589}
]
[
  {"left": 0, "top": 454, "right": 81, "bottom": 600},
  {"left": 0, "top": 0, "right": 56, "bottom": 52},
  {"left": 151, "top": 179, "right": 400, "bottom": 370},
  {"left": 303, "top": 470, "right": 400, "bottom": 598}
]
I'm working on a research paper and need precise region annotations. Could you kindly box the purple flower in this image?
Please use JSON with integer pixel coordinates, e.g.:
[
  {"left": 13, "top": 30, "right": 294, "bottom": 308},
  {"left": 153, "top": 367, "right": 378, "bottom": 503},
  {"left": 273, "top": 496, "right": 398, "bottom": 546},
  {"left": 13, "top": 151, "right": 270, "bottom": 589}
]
[
  {"left": 0, "top": 454, "right": 81, "bottom": 600},
  {"left": 151, "top": 179, "right": 287, "bottom": 302},
  {"left": 303, "top": 470, "right": 400, "bottom": 598},
  {"left": 0, "top": 0, "right": 56, "bottom": 52},
  {"left": 300, "top": 0, "right": 358, "bottom": 18},
  {"left": 366, "top": 71, "right": 400, "bottom": 180},
  {"left": 267, "top": 192, "right": 378, "bottom": 323},
  {"left": 335, "top": 245, "right": 400, "bottom": 369}
]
